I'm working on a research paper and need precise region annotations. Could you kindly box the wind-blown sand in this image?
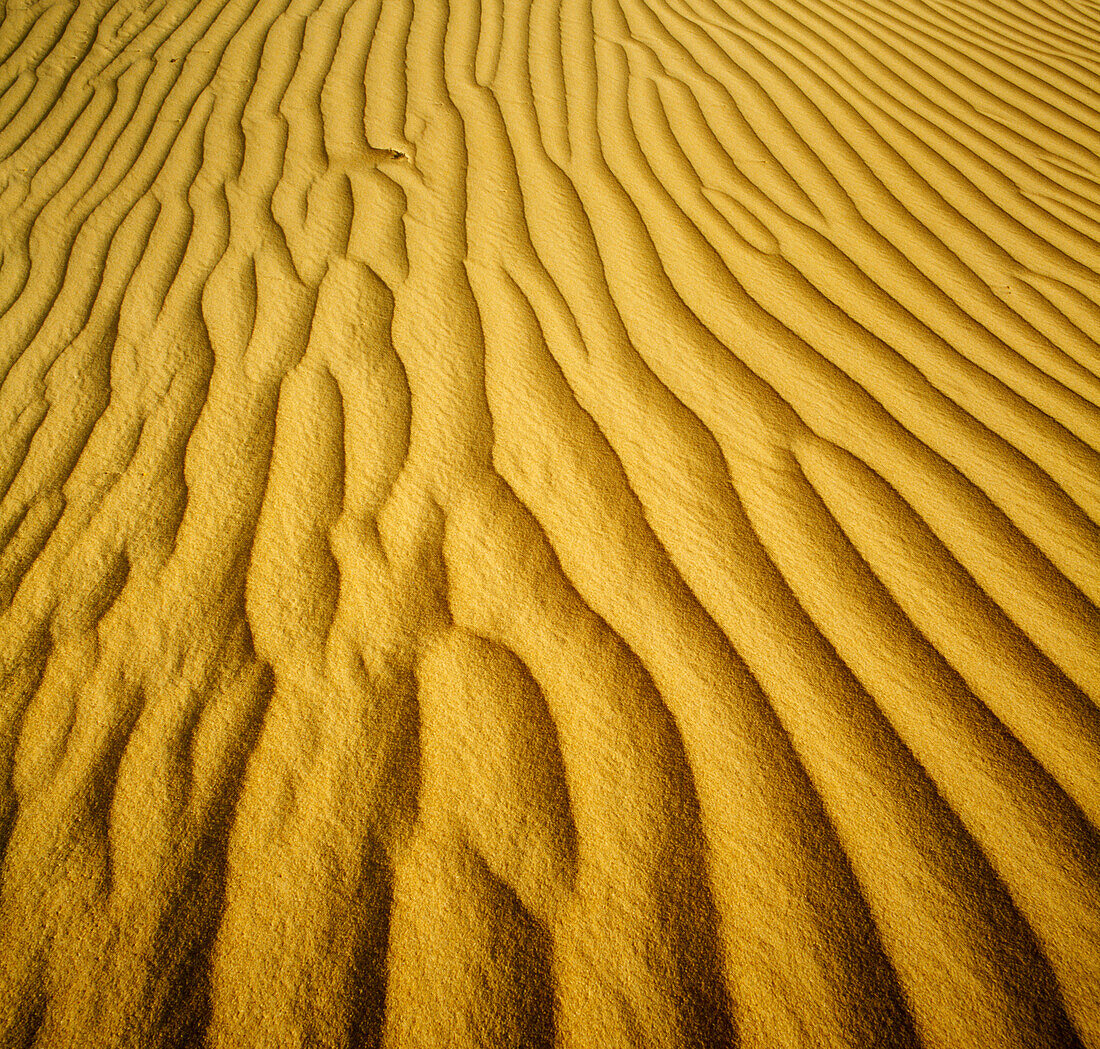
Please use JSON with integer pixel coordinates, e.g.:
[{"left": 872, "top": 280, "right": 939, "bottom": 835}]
[{"left": 0, "top": 0, "right": 1098, "bottom": 1041}]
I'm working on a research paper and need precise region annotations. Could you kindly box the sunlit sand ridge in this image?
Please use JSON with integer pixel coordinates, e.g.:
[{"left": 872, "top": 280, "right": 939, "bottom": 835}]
[{"left": 0, "top": 0, "right": 1098, "bottom": 1040}]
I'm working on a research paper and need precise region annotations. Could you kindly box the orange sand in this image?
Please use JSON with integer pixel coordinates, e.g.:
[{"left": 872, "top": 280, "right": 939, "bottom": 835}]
[{"left": 0, "top": 0, "right": 1098, "bottom": 1043}]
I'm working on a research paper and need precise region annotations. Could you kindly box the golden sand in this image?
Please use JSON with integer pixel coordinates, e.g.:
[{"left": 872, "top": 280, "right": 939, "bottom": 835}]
[{"left": 0, "top": 0, "right": 1098, "bottom": 1042}]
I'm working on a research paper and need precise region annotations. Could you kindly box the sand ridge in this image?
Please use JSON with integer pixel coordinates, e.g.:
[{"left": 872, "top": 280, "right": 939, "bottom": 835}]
[{"left": 0, "top": 0, "right": 1098, "bottom": 1043}]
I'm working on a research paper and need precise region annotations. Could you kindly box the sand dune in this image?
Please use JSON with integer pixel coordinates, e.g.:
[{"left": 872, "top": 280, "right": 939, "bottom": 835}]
[{"left": 0, "top": 0, "right": 1098, "bottom": 1041}]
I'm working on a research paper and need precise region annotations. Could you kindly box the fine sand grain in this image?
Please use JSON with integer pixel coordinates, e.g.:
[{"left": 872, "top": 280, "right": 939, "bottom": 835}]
[{"left": 0, "top": 0, "right": 1098, "bottom": 1043}]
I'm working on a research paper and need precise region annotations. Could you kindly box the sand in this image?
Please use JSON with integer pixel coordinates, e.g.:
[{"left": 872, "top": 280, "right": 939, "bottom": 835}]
[{"left": 0, "top": 0, "right": 1098, "bottom": 1042}]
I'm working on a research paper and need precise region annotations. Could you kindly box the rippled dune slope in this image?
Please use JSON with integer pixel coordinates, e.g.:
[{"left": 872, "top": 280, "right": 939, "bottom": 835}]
[{"left": 1, "top": 0, "right": 1099, "bottom": 1042}]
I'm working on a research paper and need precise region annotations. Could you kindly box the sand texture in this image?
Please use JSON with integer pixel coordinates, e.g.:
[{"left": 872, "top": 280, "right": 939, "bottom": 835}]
[{"left": 1, "top": 0, "right": 1099, "bottom": 1042}]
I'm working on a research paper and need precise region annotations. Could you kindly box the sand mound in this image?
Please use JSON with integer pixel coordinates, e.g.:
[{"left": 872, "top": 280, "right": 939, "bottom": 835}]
[{"left": 0, "top": 0, "right": 1098, "bottom": 1042}]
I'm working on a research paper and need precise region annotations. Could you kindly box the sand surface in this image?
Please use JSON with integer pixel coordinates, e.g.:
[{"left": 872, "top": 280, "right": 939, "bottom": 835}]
[{"left": 0, "top": 0, "right": 1099, "bottom": 1042}]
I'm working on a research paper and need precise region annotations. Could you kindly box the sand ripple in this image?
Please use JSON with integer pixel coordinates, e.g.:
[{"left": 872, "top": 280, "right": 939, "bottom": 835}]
[{"left": 0, "top": 0, "right": 1098, "bottom": 1043}]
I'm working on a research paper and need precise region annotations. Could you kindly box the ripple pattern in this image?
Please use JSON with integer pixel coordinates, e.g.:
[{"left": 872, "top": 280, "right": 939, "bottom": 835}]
[{"left": 0, "top": 0, "right": 1099, "bottom": 1043}]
